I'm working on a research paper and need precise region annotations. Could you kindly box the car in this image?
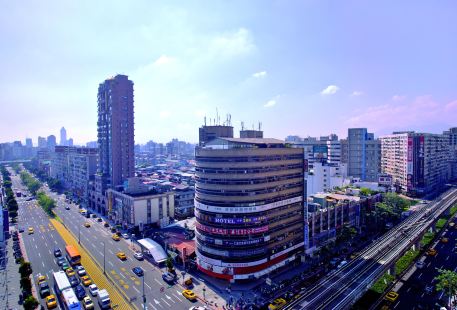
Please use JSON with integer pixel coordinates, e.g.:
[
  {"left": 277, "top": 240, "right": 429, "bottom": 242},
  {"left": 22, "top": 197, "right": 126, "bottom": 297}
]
[
  {"left": 162, "top": 272, "right": 175, "bottom": 283},
  {"left": 89, "top": 284, "right": 99, "bottom": 296},
  {"left": 45, "top": 295, "right": 57, "bottom": 309},
  {"left": 76, "top": 265, "right": 86, "bottom": 276},
  {"left": 384, "top": 291, "right": 399, "bottom": 302},
  {"left": 84, "top": 222, "right": 91, "bottom": 228},
  {"left": 68, "top": 275, "right": 79, "bottom": 287},
  {"left": 449, "top": 222, "right": 455, "bottom": 227},
  {"left": 82, "top": 296, "right": 94, "bottom": 309},
  {"left": 425, "top": 285, "right": 434, "bottom": 294},
  {"left": 97, "top": 218, "right": 103, "bottom": 222},
  {"left": 189, "top": 307, "right": 208, "bottom": 310},
  {"left": 57, "top": 257, "right": 66, "bottom": 266},
  {"left": 337, "top": 260, "right": 348, "bottom": 269},
  {"left": 18, "top": 227, "right": 25, "bottom": 233},
  {"left": 81, "top": 275, "right": 92, "bottom": 286},
  {"left": 112, "top": 234, "right": 120, "bottom": 241},
  {"left": 415, "top": 261, "right": 425, "bottom": 269},
  {"left": 426, "top": 248, "right": 437, "bottom": 256},
  {"left": 104, "top": 222, "right": 110, "bottom": 227},
  {"left": 65, "top": 206, "right": 70, "bottom": 210},
  {"left": 268, "top": 298, "right": 287, "bottom": 310},
  {"left": 132, "top": 267, "right": 144, "bottom": 277},
  {"left": 79, "top": 209, "right": 85, "bottom": 214},
  {"left": 62, "top": 262, "right": 70, "bottom": 271},
  {"left": 66, "top": 267, "right": 76, "bottom": 277},
  {"left": 39, "top": 282, "right": 51, "bottom": 298},
  {"left": 122, "top": 233, "right": 129, "bottom": 239},
  {"left": 54, "top": 247, "right": 62, "bottom": 257},
  {"left": 28, "top": 227, "right": 34, "bottom": 234},
  {"left": 116, "top": 252, "right": 127, "bottom": 260},
  {"left": 182, "top": 290, "right": 197, "bottom": 301},
  {"left": 37, "top": 275, "right": 47, "bottom": 285},
  {"left": 134, "top": 252, "right": 144, "bottom": 260},
  {"left": 441, "top": 237, "right": 448, "bottom": 243},
  {"left": 74, "top": 284, "right": 86, "bottom": 300}
]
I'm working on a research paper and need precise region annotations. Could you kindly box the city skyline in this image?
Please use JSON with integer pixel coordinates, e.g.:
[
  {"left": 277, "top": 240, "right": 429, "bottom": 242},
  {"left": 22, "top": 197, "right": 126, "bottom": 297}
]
[{"left": 1, "top": 1, "right": 457, "bottom": 145}]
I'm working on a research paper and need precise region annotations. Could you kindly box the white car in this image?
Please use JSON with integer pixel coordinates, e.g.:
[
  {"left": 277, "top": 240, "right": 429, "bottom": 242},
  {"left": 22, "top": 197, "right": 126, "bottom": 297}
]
[
  {"left": 76, "top": 265, "right": 86, "bottom": 276},
  {"left": 122, "top": 233, "right": 129, "bottom": 239},
  {"left": 416, "top": 261, "right": 425, "bottom": 269},
  {"left": 337, "top": 260, "right": 348, "bottom": 269},
  {"left": 89, "top": 284, "right": 99, "bottom": 296}
]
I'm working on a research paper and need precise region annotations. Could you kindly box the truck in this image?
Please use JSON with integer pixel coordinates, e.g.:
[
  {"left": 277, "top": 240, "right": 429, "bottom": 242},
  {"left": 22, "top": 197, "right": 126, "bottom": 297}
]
[
  {"left": 97, "top": 289, "right": 111, "bottom": 309},
  {"left": 53, "top": 271, "right": 81, "bottom": 310}
]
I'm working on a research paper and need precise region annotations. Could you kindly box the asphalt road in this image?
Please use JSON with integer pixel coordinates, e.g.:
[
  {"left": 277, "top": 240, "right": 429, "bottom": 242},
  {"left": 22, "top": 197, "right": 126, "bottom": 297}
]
[
  {"left": 11, "top": 172, "right": 103, "bottom": 310},
  {"left": 385, "top": 218, "right": 457, "bottom": 310},
  {"left": 45, "top": 186, "right": 201, "bottom": 310}
]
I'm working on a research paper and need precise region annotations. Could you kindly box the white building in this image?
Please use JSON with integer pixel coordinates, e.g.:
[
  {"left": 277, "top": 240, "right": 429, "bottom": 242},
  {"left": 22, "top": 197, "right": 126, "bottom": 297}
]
[{"left": 306, "top": 162, "right": 350, "bottom": 197}]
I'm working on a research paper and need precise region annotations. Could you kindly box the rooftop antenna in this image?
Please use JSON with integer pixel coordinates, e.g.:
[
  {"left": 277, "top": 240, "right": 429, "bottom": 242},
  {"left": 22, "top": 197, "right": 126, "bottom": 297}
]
[
  {"left": 241, "top": 121, "right": 245, "bottom": 131},
  {"left": 258, "top": 122, "right": 262, "bottom": 131},
  {"left": 204, "top": 116, "right": 207, "bottom": 126},
  {"left": 216, "top": 108, "right": 219, "bottom": 125}
]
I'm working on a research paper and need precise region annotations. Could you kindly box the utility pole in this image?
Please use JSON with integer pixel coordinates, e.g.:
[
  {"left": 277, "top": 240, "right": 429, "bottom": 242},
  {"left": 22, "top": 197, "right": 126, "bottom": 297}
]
[
  {"left": 78, "top": 225, "right": 81, "bottom": 244},
  {"left": 103, "top": 241, "right": 106, "bottom": 275},
  {"left": 142, "top": 273, "right": 147, "bottom": 309}
]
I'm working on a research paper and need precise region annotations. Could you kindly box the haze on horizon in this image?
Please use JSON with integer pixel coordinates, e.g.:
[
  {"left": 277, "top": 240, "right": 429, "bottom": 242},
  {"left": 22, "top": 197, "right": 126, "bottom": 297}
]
[{"left": 1, "top": 0, "right": 456, "bottom": 145}]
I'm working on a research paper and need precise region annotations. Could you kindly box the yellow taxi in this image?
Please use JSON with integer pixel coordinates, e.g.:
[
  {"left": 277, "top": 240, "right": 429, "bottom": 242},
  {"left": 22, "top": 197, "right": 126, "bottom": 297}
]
[
  {"left": 82, "top": 296, "right": 94, "bottom": 309},
  {"left": 84, "top": 222, "right": 91, "bottom": 228},
  {"left": 116, "top": 252, "right": 127, "bottom": 260},
  {"left": 426, "top": 248, "right": 437, "bottom": 256},
  {"left": 37, "top": 275, "right": 47, "bottom": 285},
  {"left": 81, "top": 275, "right": 92, "bottom": 286},
  {"left": 441, "top": 237, "right": 449, "bottom": 243},
  {"left": 65, "top": 268, "right": 76, "bottom": 277},
  {"left": 182, "top": 289, "right": 197, "bottom": 301},
  {"left": 46, "top": 295, "right": 57, "bottom": 309},
  {"left": 112, "top": 234, "right": 120, "bottom": 241},
  {"left": 28, "top": 227, "right": 34, "bottom": 234},
  {"left": 268, "top": 298, "right": 287, "bottom": 310},
  {"left": 79, "top": 209, "right": 86, "bottom": 214},
  {"left": 384, "top": 291, "right": 399, "bottom": 302}
]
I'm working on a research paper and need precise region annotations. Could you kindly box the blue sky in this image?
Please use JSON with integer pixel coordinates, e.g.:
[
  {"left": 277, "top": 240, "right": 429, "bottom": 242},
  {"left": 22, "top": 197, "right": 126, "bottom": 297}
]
[{"left": 1, "top": 0, "right": 456, "bottom": 145}]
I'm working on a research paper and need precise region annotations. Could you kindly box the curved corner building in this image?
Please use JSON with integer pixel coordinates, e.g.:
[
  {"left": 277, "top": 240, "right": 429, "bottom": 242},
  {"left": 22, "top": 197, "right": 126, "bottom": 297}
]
[{"left": 195, "top": 137, "right": 305, "bottom": 282}]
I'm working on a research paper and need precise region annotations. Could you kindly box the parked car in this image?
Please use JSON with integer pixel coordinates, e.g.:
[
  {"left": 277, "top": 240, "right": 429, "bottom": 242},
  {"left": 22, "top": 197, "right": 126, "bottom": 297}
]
[
  {"left": 122, "top": 233, "right": 129, "bottom": 239},
  {"left": 134, "top": 252, "right": 144, "bottom": 260},
  {"left": 132, "top": 267, "right": 144, "bottom": 277},
  {"left": 182, "top": 290, "right": 197, "bottom": 301},
  {"left": 162, "top": 272, "right": 175, "bottom": 283}
]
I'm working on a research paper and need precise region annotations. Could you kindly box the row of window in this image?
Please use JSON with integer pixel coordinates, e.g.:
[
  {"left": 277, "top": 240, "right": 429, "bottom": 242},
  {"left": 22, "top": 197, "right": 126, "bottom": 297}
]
[
  {"left": 195, "top": 192, "right": 303, "bottom": 208},
  {"left": 195, "top": 181, "right": 303, "bottom": 197},
  {"left": 195, "top": 154, "right": 303, "bottom": 163},
  {"left": 195, "top": 172, "right": 303, "bottom": 185},
  {"left": 195, "top": 164, "right": 303, "bottom": 174}
]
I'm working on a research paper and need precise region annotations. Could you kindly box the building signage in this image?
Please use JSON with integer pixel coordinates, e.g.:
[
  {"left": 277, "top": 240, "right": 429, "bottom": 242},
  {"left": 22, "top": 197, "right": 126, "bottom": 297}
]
[
  {"left": 196, "top": 231, "right": 267, "bottom": 246},
  {"left": 407, "top": 136, "right": 414, "bottom": 191},
  {"left": 195, "top": 209, "right": 267, "bottom": 224},
  {"left": 197, "top": 250, "right": 268, "bottom": 267},
  {"left": 196, "top": 223, "right": 269, "bottom": 235},
  {"left": 194, "top": 196, "right": 302, "bottom": 214}
]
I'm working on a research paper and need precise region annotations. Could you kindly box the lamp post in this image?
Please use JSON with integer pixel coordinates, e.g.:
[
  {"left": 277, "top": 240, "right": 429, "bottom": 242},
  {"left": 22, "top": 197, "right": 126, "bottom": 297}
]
[
  {"left": 102, "top": 241, "right": 106, "bottom": 275},
  {"left": 142, "top": 272, "right": 147, "bottom": 310},
  {"left": 78, "top": 225, "right": 81, "bottom": 245}
]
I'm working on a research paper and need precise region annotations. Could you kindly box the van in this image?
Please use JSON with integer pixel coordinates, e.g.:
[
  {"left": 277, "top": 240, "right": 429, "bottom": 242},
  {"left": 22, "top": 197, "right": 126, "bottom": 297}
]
[{"left": 97, "top": 289, "right": 111, "bottom": 309}]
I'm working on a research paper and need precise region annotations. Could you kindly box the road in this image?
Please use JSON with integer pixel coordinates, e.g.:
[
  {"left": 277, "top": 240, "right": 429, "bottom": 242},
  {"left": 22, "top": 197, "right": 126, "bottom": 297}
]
[
  {"left": 11, "top": 172, "right": 103, "bottom": 310},
  {"left": 384, "top": 218, "right": 457, "bottom": 309},
  {"left": 285, "top": 188, "right": 457, "bottom": 310},
  {"left": 44, "top": 185, "right": 202, "bottom": 310}
]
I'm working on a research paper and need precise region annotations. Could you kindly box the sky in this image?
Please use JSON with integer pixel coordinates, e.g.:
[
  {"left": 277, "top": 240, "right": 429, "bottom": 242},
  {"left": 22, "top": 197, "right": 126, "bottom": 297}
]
[{"left": 1, "top": 0, "right": 457, "bottom": 145}]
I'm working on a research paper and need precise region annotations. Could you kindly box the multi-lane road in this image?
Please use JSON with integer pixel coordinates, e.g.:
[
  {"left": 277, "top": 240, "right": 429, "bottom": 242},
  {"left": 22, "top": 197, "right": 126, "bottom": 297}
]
[
  {"left": 11, "top": 170, "right": 203, "bottom": 310},
  {"left": 286, "top": 188, "right": 457, "bottom": 310}
]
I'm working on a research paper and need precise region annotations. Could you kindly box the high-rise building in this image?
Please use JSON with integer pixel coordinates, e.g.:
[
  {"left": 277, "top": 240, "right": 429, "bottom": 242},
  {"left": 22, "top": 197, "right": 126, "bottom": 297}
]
[
  {"left": 198, "top": 125, "right": 233, "bottom": 146},
  {"left": 443, "top": 127, "right": 457, "bottom": 180},
  {"left": 380, "top": 132, "right": 450, "bottom": 196},
  {"left": 347, "top": 128, "right": 380, "bottom": 182},
  {"left": 97, "top": 74, "right": 135, "bottom": 188},
  {"left": 38, "top": 136, "right": 47, "bottom": 148},
  {"left": 60, "top": 127, "right": 67, "bottom": 146},
  {"left": 25, "top": 138, "right": 33, "bottom": 148},
  {"left": 47, "top": 135, "right": 57, "bottom": 150},
  {"left": 68, "top": 138, "right": 74, "bottom": 147},
  {"left": 195, "top": 137, "right": 304, "bottom": 282}
]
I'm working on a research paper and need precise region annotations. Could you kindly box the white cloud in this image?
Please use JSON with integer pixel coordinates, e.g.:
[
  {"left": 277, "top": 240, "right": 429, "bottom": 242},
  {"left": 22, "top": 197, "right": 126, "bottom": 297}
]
[
  {"left": 321, "top": 85, "right": 340, "bottom": 95},
  {"left": 264, "top": 95, "right": 280, "bottom": 108},
  {"left": 351, "top": 91, "right": 363, "bottom": 97},
  {"left": 209, "top": 28, "right": 255, "bottom": 59},
  {"left": 392, "top": 95, "right": 406, "bottom": 101},
  {"left": 159, "top": 110, "right": 171, "bottom": 118},
  {"left": 252, "top": 71, "right": 267, "bottom": 78},
  {"left": 153, "top": 55, "right": 175, "bottom": 66}
]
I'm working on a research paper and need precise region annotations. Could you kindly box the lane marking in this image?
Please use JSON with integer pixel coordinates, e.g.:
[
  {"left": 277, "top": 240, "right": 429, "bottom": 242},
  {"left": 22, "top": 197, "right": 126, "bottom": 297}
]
[
  {"left": 145, "top": 283, "right": 152, "bottom": 289},
  {"left": 154, "top": 279, "right": 162, "bottom": 285},
  {"left": 161, "top": 298, "right": 171, "bottom": 307},
  {"left": 133, "top": 286, "right": 140, "bottom": 294}
]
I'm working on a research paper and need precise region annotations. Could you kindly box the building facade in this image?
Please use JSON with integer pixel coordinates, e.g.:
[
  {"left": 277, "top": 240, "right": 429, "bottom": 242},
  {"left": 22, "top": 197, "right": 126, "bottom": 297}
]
[
  {"left": 173, "top": 185, "right": 195, "bottom": 219},
  {"left": 380, "top": 132, "right": 450, "bottom": 196},
  {"left": 194, "top": 138, "right": 305, "bottom": 282},
  {"left": 347, "top": 128, "right": 381, "bottom": 182},
  {"left": 198, "top": 125, "right": 234, "bottom": 146}
]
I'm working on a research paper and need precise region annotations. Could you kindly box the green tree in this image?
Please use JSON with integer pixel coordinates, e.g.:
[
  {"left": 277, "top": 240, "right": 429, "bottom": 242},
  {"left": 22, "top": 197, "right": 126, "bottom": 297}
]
[
  {"left": 7, "top": 199, "right": 18, "bottom": 212},
  {"left": 166, "top": 257, "right": 174, "bottom": 272},
  {"left": 23, "top": 295, "right": 39, "bottom": 310},
  {"left": 20, "top": 276, "right": 32, "bottom": 293},
  {"left": 435, "top": 269, "right": 457, "bottom": 308},
  {"left": 360, "top": 187, "right": 372, "bottom": 196},
  {"left": 19, "top": 261, "right": 33, "bottom": 278}
]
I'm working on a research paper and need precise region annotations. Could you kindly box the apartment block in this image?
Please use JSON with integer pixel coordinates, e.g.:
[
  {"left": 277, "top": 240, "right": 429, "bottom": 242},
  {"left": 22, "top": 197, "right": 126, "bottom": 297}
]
[{"left": 347, "top": 128, "right": 381, "bottom": 182}]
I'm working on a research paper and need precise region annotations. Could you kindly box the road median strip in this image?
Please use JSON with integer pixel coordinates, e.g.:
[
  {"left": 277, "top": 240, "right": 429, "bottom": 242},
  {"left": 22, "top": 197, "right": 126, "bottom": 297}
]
[{"left": 50, "top": 218, "right": 136, "bottom": 310}]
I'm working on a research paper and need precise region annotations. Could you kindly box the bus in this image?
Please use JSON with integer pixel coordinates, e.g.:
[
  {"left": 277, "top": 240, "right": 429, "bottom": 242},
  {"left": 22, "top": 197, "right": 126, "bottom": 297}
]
[
  {"left": 65, "top": 245, "right": 81, "bottom": 266},
  {"left": 53, "top": 271, "right": 81, "bottom": 310}
]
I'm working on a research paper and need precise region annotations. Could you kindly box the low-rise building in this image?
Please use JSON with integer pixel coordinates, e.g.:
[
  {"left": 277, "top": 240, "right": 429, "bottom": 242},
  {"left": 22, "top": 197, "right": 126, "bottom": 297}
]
[{"left": 173, "top": 185, "right": 194, "bottom": 219}]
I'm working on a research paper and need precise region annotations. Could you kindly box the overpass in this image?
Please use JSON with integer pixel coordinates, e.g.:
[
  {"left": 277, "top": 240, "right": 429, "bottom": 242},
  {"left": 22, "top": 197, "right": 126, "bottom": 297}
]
[{"left": 285, "top": 188, "right": 457, "bottom": 310}]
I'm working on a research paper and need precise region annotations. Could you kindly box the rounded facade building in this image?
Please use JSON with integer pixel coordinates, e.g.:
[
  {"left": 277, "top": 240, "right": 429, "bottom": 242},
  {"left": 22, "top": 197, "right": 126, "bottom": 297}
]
[{"left": 195, "top": 138, "right": 305, "bottom": 281}]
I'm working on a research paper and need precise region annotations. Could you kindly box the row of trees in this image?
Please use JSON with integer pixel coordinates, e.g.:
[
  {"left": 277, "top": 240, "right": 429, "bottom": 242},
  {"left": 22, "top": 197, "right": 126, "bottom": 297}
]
[
  {"left": 20, "top": 171, "right": 41, "bottom": 195},
  {"left": 36, "top": 191, "right": 56, "bottom": 217},
  {"left": 18, "top": 259, "right": 39, "bottom": 309},
  {"left": 23, "top": 161, "right": 63, "bottom": 192},
  {"left": 1, "top": 165, "right": 19, "bottom": 221}
]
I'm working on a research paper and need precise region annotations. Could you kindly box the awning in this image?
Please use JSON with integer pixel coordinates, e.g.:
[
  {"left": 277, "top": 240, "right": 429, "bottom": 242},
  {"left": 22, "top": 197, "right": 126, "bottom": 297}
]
[{"left": 137, "top": 238, "right": 167, "bottom": 263}]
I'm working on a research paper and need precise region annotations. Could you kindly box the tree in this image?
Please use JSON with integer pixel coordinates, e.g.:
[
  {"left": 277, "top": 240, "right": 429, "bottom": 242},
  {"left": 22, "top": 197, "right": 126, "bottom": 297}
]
[
  {"left": 7, "top": 199, "right": 18, "bottom": 212},
  {"left": 23, "top": 295, "right": 39, "bottom": 310},
  {"left": 360, "top": 187, "right": 372, "bottom": 197},
  {"left": 166, "top": 257, "right": 174, "bottom": 272},
  {"left": 20, "top": 276, "right": 32, "bottom": 293},
  {"left": 19, "top": 261, "right": 33, "bottom": 278},
  {"left": 435, "top": 269, "right": 457, "bottom": 309}
]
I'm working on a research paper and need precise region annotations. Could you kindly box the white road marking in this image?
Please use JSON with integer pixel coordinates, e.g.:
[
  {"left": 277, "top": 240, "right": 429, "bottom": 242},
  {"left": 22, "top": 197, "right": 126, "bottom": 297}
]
[
  {"left": 108, "top": 250, "right": 114, "bottom": 255},
  {"left": 154, "top": 298, "right": 160, "bottom": 304},
  {"left": 108, "top": 261, "right": 114, "bottom": 267},
  {"left": 133, "top": 286, "right": 140, "bottom": 294},
  {"left": 165, "top": 294, "right": 174, "bottom": 303},
  {"left": 38, "top": 252, "right": 41, "bottom": 257},
  {"left": 35, "top": 245, "right": 38, "bottom": 249},
  {"left": 154, "top": 279, "right": 162, "bottom": 285},
  {"left": 42, "top": 262, "right": 45, "bottom": 268},
  {"left": 161, "top": 298, "right": 171, "bottom": 307},
  {"left": 119, "top": 273, "right": 126, "bottom": 279},
  {"left": 148, "top": 303, "right": 157, "bottom": 310},
  {"left": 446, "top": 255, "right": 449, "bottom": 261},
  {"left": 145, "top": 282, "right": 152, "bottom": 289}
]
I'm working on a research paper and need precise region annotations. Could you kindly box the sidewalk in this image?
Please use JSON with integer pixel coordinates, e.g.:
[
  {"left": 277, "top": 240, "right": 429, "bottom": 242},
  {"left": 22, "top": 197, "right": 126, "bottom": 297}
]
[{"left": 0, "top": 233, "right": 22, "bottom": 309}]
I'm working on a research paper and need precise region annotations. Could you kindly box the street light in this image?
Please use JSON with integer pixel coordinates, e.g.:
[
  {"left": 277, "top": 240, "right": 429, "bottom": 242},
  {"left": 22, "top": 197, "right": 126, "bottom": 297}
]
[
  {"left": 78, "top": 225, "right": 81, "bottom": 245},
  {"left": 142, "top": 271, "right": 147, "bottom": 310},
  {"left": 102, "top": 241, "right": 106, "bottom": 275}
]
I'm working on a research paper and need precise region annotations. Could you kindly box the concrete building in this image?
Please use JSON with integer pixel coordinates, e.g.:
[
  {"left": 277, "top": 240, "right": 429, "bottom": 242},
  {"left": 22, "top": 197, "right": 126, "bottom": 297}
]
[
  {"left": 327, "top": 139, "right": 341, "bottom": 164},
  {"left": 380, "top": 132, "right": 450, "bottom": 196},
  {"left": 68, "top": 138, "right": 74, "bottom": 147},
  {"left": 47, "top": 135, "right": 57, "bottom": 150},
  {"left": 38, "top": 136, "right": 47, "bottom": 148},
  {"left": 443, "top": 127, "right": 457, "bottom": 180},
  {"left": 90, "top": 74, "right": 135, "bottom": 215},
  {"left": 60, "top": 127, "right": 67, "bottom": 146},
  {"left": 195, "top": 137, "right": 305, "bottom": 282},
  {"left": 306, "top": 162, "right": 349, "bottom": 197},
  {"left": 106, "top": 178, "right": 174, "bottom": 229},
  {"left": 347, "top": 128, "right": 380, "bottom": 182},
  {"left": 173, "top": 185, "right": 195, "bottom": 219},
  {"left": 240, "top": 129, "right": 263, "bottom": 139},
  {"left": 25, "top": 138, "right": 33, "bottom": 148},
  {"left": 198, "top": 125, "right": 234, "bottom": 146}
]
